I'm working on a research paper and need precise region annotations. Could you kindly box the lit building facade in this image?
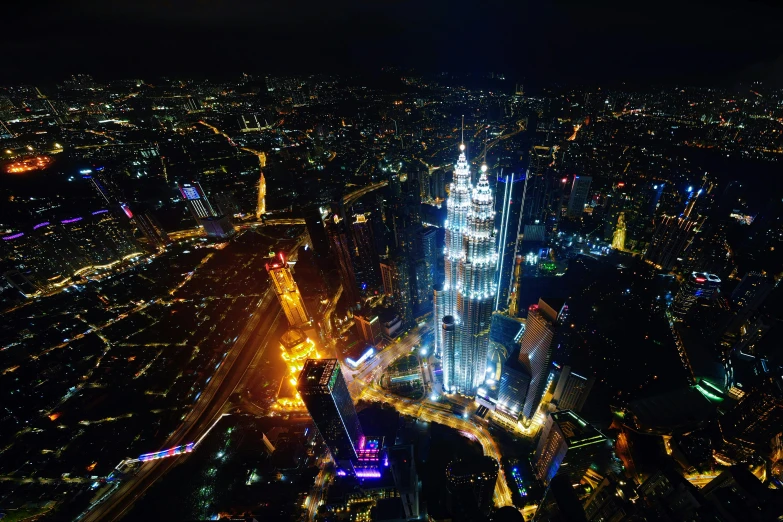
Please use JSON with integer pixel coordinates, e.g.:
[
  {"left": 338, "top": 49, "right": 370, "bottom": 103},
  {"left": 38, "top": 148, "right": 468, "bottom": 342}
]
[
  {"left": 552, "top": 365, "right": 594, "bottom": 413},
  {"left": 297, "top": 359, "right": 364, "bottom": 472},
  {"left": 611, "top": 212, "right": 626, "bottom": 250},
  {"left": 266, "top": 254, "right": 310, "bottom": 328},
  {"left": 671, "top": 271, "right": 721, "bottom": 320},
  {"left": 566, "top": 176, "right": 592, "bottom": 218},
  {"left": 519, "top": 298, "right": 567, "bottom": 419},
  {"left": 437, "top": 144, "right": 498, "bottom": 395},
  {"left": 534, "top": 410, "right": 608, "bottom": 485}
]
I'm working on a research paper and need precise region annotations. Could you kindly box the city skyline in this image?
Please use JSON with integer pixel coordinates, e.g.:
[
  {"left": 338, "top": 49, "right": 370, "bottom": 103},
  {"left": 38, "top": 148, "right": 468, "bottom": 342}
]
[{"left": 1, "top": 57, "right": 783, "bottom": 522}]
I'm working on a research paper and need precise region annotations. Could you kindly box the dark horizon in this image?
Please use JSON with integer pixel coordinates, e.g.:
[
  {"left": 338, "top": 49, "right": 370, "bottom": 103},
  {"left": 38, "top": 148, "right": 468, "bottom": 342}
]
[{"left": 4, "top": 0, "right": 783, "bottom": 87}]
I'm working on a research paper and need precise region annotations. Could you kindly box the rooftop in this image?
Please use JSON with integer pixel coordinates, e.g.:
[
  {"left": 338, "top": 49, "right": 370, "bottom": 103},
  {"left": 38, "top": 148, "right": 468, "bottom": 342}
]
[
  {"left": 551, "top": 410, "right": 607, "bottom": 447},
  {"left": 298, "top": 358, "right": 337, "bottom": 388}
]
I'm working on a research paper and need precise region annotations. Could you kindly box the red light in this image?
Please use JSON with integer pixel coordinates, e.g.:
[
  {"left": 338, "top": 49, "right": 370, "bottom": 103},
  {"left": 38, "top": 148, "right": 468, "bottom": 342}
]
[
  {"left": 617, "top": 182, "right": 625, "bottom": 187},
  {"left": 561, "top": 178, "right": 568, "bottom": 183},
  {"left": 695, "top": 278, "right": 706, "bottom": 283}
]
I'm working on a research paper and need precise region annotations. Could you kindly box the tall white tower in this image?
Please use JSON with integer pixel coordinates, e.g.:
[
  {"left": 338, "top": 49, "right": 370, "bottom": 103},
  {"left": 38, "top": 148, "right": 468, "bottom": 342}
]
[{"left": 437, "top": 143, "right": 498, "bottom": 394}]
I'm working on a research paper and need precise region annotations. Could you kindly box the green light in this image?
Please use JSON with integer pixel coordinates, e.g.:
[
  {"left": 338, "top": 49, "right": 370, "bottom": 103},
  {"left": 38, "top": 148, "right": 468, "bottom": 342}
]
[{"left": 696, "top": 384, "right": 723, "bottom": 402}]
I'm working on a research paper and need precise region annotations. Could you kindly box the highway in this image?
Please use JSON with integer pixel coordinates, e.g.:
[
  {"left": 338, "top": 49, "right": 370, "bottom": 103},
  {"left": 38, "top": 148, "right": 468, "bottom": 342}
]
[{"left": 80, "top": 236, "right": 306, "bottom": 522}]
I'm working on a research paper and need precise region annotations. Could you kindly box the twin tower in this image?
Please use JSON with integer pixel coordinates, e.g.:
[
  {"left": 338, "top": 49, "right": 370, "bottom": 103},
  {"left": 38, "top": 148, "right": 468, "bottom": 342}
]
[{"left": 434, "top": 144, "right": 498, "bottom": 394}]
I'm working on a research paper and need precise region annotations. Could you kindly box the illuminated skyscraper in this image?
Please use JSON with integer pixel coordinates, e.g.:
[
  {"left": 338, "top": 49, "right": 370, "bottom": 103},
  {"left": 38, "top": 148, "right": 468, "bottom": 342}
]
[
  {"left": 178, "top": 182, "right": 218, "bottom": 220},
  {"left": 519, "top": 298, "right": 567, "bottom": 419},
  {"left": 297, "top": 359, "right": 364, "bottom": 472},
  {"left": 644, "top": 189, "right": 705, "bottom": 271},
  {"left": 670, "top": 272, "right": 721, "bottom": 321},
  {"left": 534, "top": 410, "right": 608, "bottom": 485},
  {"left": 438, "top": 142, "right": 498, "bottom": 394},
  {"left": 566, "top": 176, "right": 592, "bottom": 218},
  {"left": 495, "top": 171, "right": 525, "bottom": 311},
  {"left": 266, "top": 254, "right": 310, "bottom": 328}
]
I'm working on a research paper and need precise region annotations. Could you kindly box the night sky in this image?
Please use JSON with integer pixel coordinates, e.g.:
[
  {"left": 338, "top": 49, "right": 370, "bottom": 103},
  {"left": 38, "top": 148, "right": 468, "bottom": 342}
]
[{"left": 4, "top": 0, "right": 783, "bottom": 85}]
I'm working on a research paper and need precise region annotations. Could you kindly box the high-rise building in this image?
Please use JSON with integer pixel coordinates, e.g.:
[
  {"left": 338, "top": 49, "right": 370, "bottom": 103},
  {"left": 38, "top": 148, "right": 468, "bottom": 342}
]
[
  {"left": 122, "top": 205, "right": 169, "bottom": 249},
  {"left": 354, "top": 312, "right": 383, "bottom": 346},
  {"left": 533, "top": 410, "right": 609, "bottom": 485},
  {"left": 351, "top": 213, "right": 381, "bottom": 290},
  {"left": 304, "top": 206, "right": 331, "bottom": 262},
  {"left": 429, "top": 169, "right": 446, "bottom": 200},
  {"left": 438, "top": 145, "right": 498, "bottom": 395},
  {"left": 325, "top": 213, "right": 360, "bottom": 305},
  {"left": 552, "top": 365, "right": 595, "bottom": 413},
  {"left": 388, "top": 444, "right": 420, "bottom": 519},
  {"left": 297, "top": 359, "right": 364, "bottom": 472},
  {"left": 416, "top": 227, "right": 438, "bottom": 311},
  {"left": 379, "top": 254, "right": 414, "bottom": 328},
  {"left": 566, "top": 176, "right": 592, "bottom": 218},
  {"left": 644, "top": 189, "right": 706, "bottom": 271},
  {"left": 497, "top": 354, "right": 531, "bottom": 420},
  {"left": 519, "top": 298, "right": 567, "bottom": 419},
  {"left": 178, "top": 182, "right": 218, "bottom": 220},
  {"left": 266, "top": 254, "right": 310, "bottom": 328},
  {"left": 495, "top": 171, "right": 525, "bottom": 311},
  {"left": 256, "top": 171, "right": 266, "bottom": 218},
  {"left": 446, "top": 457, "right": 499, "bottom": 522},
  {"left": 670, "top": 272, "right": 721, "bottom": 320}
]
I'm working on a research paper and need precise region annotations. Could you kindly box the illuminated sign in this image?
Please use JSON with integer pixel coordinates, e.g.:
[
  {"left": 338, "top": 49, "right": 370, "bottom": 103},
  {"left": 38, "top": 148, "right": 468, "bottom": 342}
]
[
  {"left": 180, "top": 186, "right": 201, "bottom": 200},
  {"left": 346, "top": 347, "right": 375, "bottom": 368}
]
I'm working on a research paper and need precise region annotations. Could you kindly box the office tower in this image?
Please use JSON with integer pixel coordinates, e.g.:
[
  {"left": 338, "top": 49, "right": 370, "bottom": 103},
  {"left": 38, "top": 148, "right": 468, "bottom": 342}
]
[
  {"left": 178, "top": 182, "right": 218, "bottom": 220},
  {"left": 304, "top": 206, "right": 330, "bottom": 260},
  {"left": 438, "top": 144, "right": 498, "bottom": 395},
  {"left": 351, "top": 213, "right": 381, "bottom": 290},
  {"left": 266, "top": 254, "right": 310, "bottom": 327},
  {"left": 670, "top": 272, "right": 721, "bottom": 320},
  {"left": 488, "top": 312, "right": 525, "bottom": 380},
  {"left": 533, "top": 410, "right": 609, "bottom": 485},
  {"left": 611, "top": 212, "right": 626, "bottom": 250},
  {"left": 325, "top": 213, "right": 360, "bottom": 305},
  {"left": 388, "top": 445, "right": 420, "bottom": 519},
  {"left": 495, "top": 171, "right": 525, "bottom": 311},
  {"left": 379, "top": 254, "right": 414, "bottom": 328},
  {"left": 354, "top": 311, "right": 383, "bottom": 346},
  {"left": 445, "top": 457, "right": 499, "bottom": 522},
  {"left": 552, "top": 366, "right": 594, "bottom": 413},
  {"left": 719, "top": 385, "right": 783, "bottom": 453},
  {"left": 430, "top": 169, "right": 446, "bottom": 200},
  {"left": 731, "top": 272, "right": 773, "bottom": 312},
  {"left": 644, "top": 189, "right": 706, "bottom": 271},
  {"left": 523, "top": 146, "right": 561, "bottom": 229},
  {"left": 297, "top": 359, "right": 364, "bottom": 472},
  {"left": 566, "top": 176, "right": 592, "bottom": 218},
  {"left": 125, "top": 206, "right": 169, "bottom": 249},
  {"left": 519, "top": 298, "right": 567, "bottom": 419},
  {"left": 416, "top": 226, "right": 438, "bottom": 310},
  {"left": 497, "top": 354, "right": 531, "bottom": 420}
]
